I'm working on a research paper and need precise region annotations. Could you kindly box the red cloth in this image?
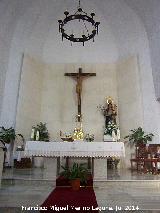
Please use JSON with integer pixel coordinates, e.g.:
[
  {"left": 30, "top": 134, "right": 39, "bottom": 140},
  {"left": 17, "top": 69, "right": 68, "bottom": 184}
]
[{"left": 41, "top": 187, "right": 99, "bottom": 213}]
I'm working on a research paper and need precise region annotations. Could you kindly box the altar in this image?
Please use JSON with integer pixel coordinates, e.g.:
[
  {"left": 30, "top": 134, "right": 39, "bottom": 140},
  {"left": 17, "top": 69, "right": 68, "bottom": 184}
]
[{"left": 24, "top": 141, "right": 125, "bottom": 181}]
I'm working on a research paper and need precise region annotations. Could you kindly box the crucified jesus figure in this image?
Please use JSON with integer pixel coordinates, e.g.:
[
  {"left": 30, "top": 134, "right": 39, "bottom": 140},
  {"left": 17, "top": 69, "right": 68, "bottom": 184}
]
[{"left": 65, "top": 68, "right": 96, "bottom": 122}]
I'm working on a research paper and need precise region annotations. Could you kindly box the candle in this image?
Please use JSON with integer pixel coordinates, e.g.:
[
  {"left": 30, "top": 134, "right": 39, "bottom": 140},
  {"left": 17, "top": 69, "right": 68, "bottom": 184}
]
[
  {"left": 31, "top": 128, "right": 35, "bottom": 140},
  {"left": 112, "top": 130, "right": 116, "bottom": 141},
  {"left": 36, "top": 130, "right": 40, "bottom": 141}
]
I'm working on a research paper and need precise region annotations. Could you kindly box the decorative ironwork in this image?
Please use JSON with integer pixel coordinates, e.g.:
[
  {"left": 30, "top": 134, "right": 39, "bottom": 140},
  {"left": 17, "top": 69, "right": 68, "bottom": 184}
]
[{"left": 58, "top": 0, "right": 100, "bottom": 46}]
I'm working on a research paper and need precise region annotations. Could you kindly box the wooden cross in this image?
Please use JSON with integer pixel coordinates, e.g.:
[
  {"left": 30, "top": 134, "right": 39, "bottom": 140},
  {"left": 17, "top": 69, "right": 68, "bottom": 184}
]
[{"left": 65, "top": 68, "right": 96, "bottom": 122}]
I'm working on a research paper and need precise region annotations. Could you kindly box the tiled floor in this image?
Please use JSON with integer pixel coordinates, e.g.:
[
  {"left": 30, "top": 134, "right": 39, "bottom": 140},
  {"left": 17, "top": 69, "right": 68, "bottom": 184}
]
[
  {"left": 2, "top": 167, "right": 160, "bottom": 180},
  {"left": 0, "top": 168, "right": 160, "bottom": 212}
]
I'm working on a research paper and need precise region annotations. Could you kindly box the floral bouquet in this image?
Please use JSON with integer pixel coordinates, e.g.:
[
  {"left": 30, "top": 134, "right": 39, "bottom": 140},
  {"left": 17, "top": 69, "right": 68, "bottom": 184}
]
[{"left": 104, "top": 121, "right": 118, "bottom": 136}]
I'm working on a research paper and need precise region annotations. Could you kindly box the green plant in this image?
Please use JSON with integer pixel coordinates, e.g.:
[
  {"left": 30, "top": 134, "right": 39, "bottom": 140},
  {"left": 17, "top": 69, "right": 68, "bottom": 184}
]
[
  {"left": 124, "top": 127, "right": 154, "bottom": 145},
  {"left": 60, "top": 162, "right": 88, "bottom": 183},
  {"left": 0, "top": 127, "right": 24, "bottom": 144},
  {"left": 32, "top": 122, "right": 50, "bottom": 141}
]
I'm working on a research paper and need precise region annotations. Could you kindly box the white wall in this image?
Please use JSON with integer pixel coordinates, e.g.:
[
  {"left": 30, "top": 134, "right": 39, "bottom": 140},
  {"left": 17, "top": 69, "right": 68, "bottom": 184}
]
[
  {"left": 124, "top": 0, "right": 160, "bottom": 100},
  {"left": 16, "top": 56, "right": 118, "bottom": 141},
  {"left": 117, "top": 56, "right": 143, "bottom": 138},
  {"left": 15, "top": 55, "right": 44, "bottom": 140},
  {"left": 117, "top": 56, "right": 143, "bottom": 167},
  {"left": 41, "top": 63, "right": 118, "bottom": 141},
  {"left": 0, "top": 0, "right": 34, "bottom": 118}
]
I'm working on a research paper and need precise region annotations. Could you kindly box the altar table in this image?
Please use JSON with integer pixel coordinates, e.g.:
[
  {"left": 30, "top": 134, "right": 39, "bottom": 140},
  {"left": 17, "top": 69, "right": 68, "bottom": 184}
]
[{"left": 24, "top": 141, "right": 125, "bottom": 180}]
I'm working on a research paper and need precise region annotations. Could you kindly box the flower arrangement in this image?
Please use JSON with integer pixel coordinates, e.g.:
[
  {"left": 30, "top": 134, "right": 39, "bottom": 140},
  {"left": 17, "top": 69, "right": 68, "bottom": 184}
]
[
  {"left": 104, "top": 121, "right": 118, "bottom": 136},
  {"left": 31, "top": 122, "right": 50, "bottom": 142},
  {"left": 85, "top": 134, "right": 94, "bottom": 142},
  {"left": 97, "top": 104, "right": 108, "bottom": 116}
]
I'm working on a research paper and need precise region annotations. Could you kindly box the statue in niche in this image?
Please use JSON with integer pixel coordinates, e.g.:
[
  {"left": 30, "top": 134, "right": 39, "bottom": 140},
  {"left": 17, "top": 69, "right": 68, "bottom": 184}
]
[
  {"left": 105, "top": 97, "right": 117, "bottom": 126},
  {"left": 98, "top": 97, "right": 120, "bottom": 142}
]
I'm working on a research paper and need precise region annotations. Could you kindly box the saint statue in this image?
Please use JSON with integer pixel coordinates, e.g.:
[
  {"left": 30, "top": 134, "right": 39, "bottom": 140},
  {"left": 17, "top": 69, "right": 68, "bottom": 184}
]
[
  {"left": 99, "top": 96, "right": 120, "bottom": 141},
  {"left": 105, "top": 97, "right": 117, "bottom": 126}
]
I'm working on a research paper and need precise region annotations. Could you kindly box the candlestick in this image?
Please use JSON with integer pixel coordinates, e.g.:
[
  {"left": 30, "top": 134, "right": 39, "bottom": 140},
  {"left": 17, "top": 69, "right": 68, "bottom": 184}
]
[
  {"left": 112, "top": 130, "right": 116, "bottom": 141},
  {"left": 36, "top": 130, "right": 40, "bottom": 141},
  {"left": 31, "top": 128, "right": 35, "bottom": 140}
]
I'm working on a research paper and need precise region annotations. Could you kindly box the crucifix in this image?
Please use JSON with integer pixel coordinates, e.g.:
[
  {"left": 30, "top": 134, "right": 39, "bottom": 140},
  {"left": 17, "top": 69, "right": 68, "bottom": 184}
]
[{"left": 65, "top": 68, "right": 96, "bottom": 122}]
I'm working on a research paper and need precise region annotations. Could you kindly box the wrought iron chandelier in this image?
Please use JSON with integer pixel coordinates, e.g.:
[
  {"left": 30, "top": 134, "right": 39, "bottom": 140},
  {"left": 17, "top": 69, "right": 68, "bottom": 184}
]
[{"left": 58, "top": 0, "right": 100, "bottom": 46}]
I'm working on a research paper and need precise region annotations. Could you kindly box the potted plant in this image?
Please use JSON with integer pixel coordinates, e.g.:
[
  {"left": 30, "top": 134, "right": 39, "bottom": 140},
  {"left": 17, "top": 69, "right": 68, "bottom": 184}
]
[
  {"left": 0, "top": 127, "right": 24, "bottom": 167},
  {"left": 124, "top": 127, "right": 154, "bottom": 159},
  {"left": 0, "top": 126, "right": 24, "bottom": 145},
  {"left": 0, "top": 127, "right": 16, "bottom": 143},
  {"left": 60, "top": 162, "right": 88, "bottom": 190},
  {"left": 124, "top": 127, "right": 154, "bottom": 146}
]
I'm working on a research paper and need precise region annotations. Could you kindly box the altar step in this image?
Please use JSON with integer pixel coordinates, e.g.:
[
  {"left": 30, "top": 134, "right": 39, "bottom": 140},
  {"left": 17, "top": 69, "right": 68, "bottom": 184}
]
[
  {"left": 2, "top": 168, "right": 160, "bottom": 186},
  {"left": 1, "top": 178, "right": 56, "bottom": 187},
  {"left": 2, "top": 176, "right": 160, "bottom": 187},
  {"left": 93, "top": 179, "right": 160, "bottom": 188}
]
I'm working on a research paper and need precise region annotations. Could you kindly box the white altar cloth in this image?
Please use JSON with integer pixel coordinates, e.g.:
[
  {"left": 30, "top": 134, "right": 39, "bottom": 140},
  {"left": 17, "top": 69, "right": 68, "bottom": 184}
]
[{"left": 24, "top": 141, "right": 125, "bottom": 158}]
